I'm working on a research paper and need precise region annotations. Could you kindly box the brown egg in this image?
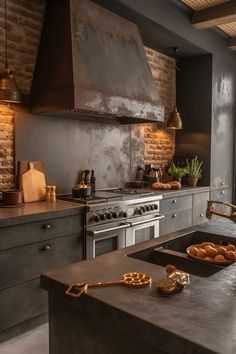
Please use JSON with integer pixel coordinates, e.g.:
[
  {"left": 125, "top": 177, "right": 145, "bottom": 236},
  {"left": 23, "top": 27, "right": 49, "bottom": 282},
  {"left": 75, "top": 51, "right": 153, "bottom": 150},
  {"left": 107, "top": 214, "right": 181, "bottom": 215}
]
[
  {"left": 225, "top": 250, "right": 236, "bottom": 261},
  {"left": 204, "top": 246, "right": 218, "bottom": 258},
  {"left": 226, "top": 244, "right": 236, "bottom": 252},
  {"left": 201, "top": 242, "right": 215, "bottom": 248},
  {"left": 217, "top": 246, "right": 227, "bottom": 257},
  {"left": 197, "top": 248, "right": 207, "bottom": 258},
  {"left": 214, "top": 254, "right": 225, "bottom": 262},
  {"left": 190, "top": 246, "right": 198, "bottom": 256},
  {"left": 204, "top": 256, "right": 213, "bottom": 261}
]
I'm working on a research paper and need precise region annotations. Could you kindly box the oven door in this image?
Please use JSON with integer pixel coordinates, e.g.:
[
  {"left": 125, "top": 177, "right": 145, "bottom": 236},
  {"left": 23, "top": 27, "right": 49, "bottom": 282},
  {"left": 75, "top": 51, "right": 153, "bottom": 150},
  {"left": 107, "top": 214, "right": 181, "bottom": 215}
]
[
  {"left": 86, "top": 222, "right": 129, "bottom": 259},
  {"left": 126, "top": 214, "right": 164, "bottom": 247}
]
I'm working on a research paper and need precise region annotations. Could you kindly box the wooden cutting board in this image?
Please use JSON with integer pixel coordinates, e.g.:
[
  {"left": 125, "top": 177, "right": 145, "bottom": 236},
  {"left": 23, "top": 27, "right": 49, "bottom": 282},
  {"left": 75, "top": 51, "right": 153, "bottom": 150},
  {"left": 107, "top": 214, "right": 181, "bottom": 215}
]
[
  {"left": 22, "top": 162, "right": 46, "bottom": 202},
  {"left": 18, "top": 161, "right": 45, "bottom": 189}
]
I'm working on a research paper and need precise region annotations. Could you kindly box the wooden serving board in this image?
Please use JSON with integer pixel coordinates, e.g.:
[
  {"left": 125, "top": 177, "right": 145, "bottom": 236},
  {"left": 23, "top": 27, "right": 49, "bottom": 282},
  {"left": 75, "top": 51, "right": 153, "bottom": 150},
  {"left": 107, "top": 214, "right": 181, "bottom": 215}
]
[
  {"left": 18, "top": 161, "right": 45, "bottom": 189},
  {"left": 21, "top": 162, "right": 46, "bottom": 202}
]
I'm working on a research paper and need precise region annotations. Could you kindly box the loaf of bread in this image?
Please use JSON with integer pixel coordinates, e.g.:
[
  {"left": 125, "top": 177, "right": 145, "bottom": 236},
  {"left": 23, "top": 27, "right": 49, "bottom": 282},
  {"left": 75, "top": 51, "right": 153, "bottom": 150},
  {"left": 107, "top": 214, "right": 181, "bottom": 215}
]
[
  {"left": 152, "top": 181, "right": 181, "bottom": 190},
  {"left": 152, "top": 182, "right": 171, "bottom": 190}
]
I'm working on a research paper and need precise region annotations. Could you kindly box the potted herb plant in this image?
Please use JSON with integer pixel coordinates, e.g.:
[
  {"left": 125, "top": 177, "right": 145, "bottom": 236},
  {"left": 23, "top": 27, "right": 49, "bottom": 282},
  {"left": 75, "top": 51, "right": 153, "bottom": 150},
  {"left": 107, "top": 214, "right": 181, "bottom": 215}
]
[
  {"left": 186, "top": 156, "right": 203, "bottom": 187},
  {"left": 168, "top": 163, "right": 187, "bottom": 183}
]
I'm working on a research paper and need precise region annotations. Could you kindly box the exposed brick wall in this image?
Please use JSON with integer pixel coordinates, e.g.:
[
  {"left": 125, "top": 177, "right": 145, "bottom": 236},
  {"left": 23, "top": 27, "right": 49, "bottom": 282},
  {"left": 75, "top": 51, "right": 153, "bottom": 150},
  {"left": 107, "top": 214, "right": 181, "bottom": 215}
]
[
  {"left": 144, "top": 47, "right": 176, "bottom": 169},
  {"left": 0, "top": 105, "right": 15, "bottom": 189},
  {"left": 0, "top": 0, "right": 45, "bottom": 189},
  {"left": 0, "top": 0, "right": 46, "bottom": 94}
]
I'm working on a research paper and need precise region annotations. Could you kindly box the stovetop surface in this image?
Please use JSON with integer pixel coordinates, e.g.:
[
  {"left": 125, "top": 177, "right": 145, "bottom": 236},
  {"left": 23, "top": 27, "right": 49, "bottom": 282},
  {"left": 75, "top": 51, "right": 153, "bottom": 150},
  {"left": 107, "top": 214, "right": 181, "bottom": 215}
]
[{"left": 57, "top": 188, "right": 155, "bottom": 205}]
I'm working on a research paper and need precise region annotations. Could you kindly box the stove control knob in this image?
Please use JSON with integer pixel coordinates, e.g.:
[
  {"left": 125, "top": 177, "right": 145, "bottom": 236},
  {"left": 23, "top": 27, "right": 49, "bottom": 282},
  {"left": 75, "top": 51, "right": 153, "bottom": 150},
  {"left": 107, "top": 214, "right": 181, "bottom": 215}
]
[
  {"left": 140, "top": 206, "right": 146, "bottom": 212},
  {"left": 136, "top": 208, "right": 143, "bottom": 215},
  {"left": 145, "top": 205, "right": 150, "bottom": 211},
  {"left": 150, "top": 205, "right": 155, "bottom": 211},
  {"left": 100, "top": 214, "right": 106, "bottom": 221},
  {"left": 105, "top": 212, "right": 112, "bottom": 220},
  {"left": 112, "top": 211, "right": 118, "bottom": 218},
  {"left": 120, "top": 211, "right": 127, "bottom": 218},
  {"left": 154, "top": 204, "right": 158, "bottom": 210},
  {"left": 93, "top": 215, "right": 100, "bottom": 222}
]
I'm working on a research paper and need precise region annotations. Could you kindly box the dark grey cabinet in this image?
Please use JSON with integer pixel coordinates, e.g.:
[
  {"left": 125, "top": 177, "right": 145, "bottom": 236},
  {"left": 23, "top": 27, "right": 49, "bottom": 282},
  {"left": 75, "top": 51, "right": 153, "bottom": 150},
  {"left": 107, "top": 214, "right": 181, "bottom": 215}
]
[
  {"left": 211, "top": 187, "right": 231, "bottom": 203},
  {"left": 0, "top": 211, "right": 83, "bottom": 338},
  {"left": 176, "top": 55, "right": 235, "bottom": 202},
  {"left": 160, "top": 194, "right": 193, "bottom": 235},
  {"left": 160, "top": 190, "right": 210, "bottom": 235},
  {"left": 192, "top": 191, "right": 210, "bottom": 225},
  {"left": 210, "top": 187, "right": 232, "bottom": 213},
  {"left": 0, "top": 279, "right": 47, "bottom": 331},
  {"left": 160, "top": 208, "right": 192, "bottom": 235}
]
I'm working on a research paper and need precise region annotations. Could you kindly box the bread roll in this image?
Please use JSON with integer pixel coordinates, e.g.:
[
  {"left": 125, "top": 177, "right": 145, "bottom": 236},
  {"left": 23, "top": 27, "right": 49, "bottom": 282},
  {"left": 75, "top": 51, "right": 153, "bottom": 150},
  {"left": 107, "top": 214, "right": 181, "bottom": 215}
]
[
  {"left": 168, "top": 181, "right": 181, "bottom": 190},
  {"left": 151, "top": 182, "right": 165, "bottom": 190},
  {"left": 152, "top": 182, "right": 171, "bottom": 190}
]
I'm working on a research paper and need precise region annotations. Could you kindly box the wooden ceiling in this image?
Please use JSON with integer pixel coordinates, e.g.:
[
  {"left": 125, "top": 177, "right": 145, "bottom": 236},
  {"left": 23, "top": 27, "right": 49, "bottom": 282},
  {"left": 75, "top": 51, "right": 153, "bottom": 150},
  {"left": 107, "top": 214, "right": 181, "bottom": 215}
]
[{"left": 181, "top": 0, "right": 236, "bottom": 49}]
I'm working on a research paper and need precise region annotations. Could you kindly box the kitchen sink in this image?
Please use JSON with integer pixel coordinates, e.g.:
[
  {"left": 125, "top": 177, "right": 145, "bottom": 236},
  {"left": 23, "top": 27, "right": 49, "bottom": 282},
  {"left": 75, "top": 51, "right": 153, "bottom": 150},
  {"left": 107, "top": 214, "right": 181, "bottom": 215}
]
[{"left": 128, "top": 231, "right": 236, "bottom": 277}]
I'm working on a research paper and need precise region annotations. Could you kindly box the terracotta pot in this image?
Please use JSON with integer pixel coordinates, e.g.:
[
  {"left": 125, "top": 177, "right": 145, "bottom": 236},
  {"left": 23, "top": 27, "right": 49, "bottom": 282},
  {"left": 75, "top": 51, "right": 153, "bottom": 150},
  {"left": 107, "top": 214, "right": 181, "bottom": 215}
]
[{"left": 187, "top": 176, "right": 198, "bottom": 187}]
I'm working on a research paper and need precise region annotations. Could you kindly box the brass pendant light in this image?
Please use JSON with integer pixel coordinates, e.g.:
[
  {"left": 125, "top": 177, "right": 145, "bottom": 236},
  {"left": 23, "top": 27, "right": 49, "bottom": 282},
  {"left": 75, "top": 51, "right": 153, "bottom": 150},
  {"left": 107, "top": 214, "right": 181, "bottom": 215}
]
[
  {"left": 0, "top": 0, "right": 21, "bottom": 104},
  {"left": 166, "top": 106, "right": 182, "bottom": 129}
]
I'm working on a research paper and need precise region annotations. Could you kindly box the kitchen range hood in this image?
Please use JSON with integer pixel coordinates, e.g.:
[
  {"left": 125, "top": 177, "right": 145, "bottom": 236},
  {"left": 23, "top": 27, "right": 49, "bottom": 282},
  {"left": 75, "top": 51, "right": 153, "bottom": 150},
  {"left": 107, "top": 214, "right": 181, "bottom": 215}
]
[{"left": 31, "top": 0, "right": 164, "bottom": 124}]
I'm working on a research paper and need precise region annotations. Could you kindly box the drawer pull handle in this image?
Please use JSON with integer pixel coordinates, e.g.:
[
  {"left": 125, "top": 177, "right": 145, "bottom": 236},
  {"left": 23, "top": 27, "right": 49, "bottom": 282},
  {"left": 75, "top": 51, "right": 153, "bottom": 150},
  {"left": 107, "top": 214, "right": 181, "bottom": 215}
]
[
  {"left": 200, "top": 214, "right": 204, "bottom": 217},
  {"left": 172, "top": 200, "right": 177, "bottom": 204},
  {"left": 221, "top": 191, "right": 225, "bottom": 195},
  {"left": 43, "top": 245, "right": 51, "bottom": 251},
  {"left": 44, "top": 224, "right": 52, "bottom": 230},
  {"left": 172, "top": 214, "right": 177, "bottom": 218},
  {"left": 221, "top": 182, "right": 225, "bottom": 186}
]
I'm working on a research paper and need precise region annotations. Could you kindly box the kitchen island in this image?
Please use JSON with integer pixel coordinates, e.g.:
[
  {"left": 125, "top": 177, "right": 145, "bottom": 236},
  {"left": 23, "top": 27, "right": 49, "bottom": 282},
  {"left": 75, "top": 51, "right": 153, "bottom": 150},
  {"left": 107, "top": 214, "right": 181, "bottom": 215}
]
[{"left": 41, "top": 218, "right": 236, "bottom": 354}]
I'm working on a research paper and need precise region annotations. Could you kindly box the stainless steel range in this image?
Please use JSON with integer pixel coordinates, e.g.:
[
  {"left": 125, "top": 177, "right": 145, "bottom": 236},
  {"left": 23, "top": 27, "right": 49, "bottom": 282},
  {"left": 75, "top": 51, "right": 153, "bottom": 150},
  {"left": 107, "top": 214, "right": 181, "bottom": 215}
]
[{"left": 58, "top": 189, "right": 163, "bottom": 259}]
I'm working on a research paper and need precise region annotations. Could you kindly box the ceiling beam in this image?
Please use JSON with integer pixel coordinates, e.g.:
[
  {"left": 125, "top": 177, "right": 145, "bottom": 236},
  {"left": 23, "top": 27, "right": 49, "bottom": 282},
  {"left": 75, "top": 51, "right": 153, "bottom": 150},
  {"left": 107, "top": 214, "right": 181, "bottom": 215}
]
[
  {"left": 228, "top": 36, "right": 236, "bottom": 49},
  {"left": 192, "top": 0, "right": 236, "bottom": 29}
]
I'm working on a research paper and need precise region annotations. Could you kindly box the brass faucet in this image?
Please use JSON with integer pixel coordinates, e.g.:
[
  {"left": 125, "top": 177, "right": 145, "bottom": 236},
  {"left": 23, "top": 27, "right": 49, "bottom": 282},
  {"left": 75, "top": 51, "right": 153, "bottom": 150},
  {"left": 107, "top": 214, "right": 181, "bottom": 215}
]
[{"left": 206, "top": 201, "right": 236, "bottom": 223}]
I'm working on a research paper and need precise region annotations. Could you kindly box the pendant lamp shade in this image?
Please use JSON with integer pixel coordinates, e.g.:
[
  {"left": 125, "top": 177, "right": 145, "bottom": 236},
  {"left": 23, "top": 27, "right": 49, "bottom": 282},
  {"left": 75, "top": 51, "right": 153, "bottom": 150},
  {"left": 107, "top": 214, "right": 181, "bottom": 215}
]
[
  {"left": 0, "top": 0, "right": 21, "bottom": 104},
  {"left": 166, "top": 106, "right": 182, "bottom": 129},
  {"left": 0, "top": 67, "right": 21, "bottom": 103}
]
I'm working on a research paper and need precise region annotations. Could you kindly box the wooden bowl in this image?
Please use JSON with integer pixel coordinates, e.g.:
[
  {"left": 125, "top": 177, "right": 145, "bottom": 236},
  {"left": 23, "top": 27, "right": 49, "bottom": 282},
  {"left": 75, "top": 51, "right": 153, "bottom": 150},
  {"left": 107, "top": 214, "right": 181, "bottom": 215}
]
[{"left": 186, "top": 244, "right": 235, "bottom": 266}]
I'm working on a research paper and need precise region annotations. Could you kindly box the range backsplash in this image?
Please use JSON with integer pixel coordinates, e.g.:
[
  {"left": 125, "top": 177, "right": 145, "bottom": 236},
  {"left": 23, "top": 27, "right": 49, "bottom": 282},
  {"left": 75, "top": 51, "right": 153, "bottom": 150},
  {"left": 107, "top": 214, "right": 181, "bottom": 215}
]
[{"left": 15, "top": 111, "right": 144, "bottom": 192}]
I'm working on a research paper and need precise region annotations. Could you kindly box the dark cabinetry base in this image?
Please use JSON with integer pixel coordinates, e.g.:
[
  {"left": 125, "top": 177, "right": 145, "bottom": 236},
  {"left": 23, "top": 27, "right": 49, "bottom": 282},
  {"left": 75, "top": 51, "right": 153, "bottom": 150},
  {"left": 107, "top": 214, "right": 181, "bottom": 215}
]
[
  {"left": 49, "top": 295, "right": 167, "bottom": 354},
  {"left": 0, "top": 313, "right": 48, "bottom": 344}
]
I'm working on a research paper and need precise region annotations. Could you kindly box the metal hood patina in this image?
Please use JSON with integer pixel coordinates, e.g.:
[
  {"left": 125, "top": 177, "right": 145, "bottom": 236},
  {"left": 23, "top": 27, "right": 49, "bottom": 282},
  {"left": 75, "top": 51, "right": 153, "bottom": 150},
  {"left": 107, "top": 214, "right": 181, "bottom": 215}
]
[{"left": 31, "top": 0, "right": 164, "bottom": 124}]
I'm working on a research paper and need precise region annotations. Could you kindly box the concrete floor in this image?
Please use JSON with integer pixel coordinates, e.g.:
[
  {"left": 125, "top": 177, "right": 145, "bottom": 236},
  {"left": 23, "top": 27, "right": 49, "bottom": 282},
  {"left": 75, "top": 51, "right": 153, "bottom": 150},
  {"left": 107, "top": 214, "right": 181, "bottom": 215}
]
[{"left": 0, "top": 324, "right": 49, "bottom": 354}]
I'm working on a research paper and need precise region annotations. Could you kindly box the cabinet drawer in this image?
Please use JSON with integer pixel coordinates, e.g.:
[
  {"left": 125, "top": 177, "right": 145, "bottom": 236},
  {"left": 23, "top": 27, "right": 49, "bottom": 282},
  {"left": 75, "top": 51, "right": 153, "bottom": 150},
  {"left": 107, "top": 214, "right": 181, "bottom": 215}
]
[
  {"left": 210, "top": 188, "right": 232, "bottom": 214},
  {"left": 192, "top": 192, "right": 210, "bottom": 225},
  {"left": 211, "top": 188, "right": 231, "bottom": 203},
  {"left": 0, "top": 233, "right": 83, "bottom": 290},
  {"left": 161, "top": 195, "right": 192, "bottom": 213},
  {"left": 160, "top": 209, "right": 192, "bottom": 235},
  {"left": 0, "top": 214, "right": 83, "bottom": 251},
  {"left": 0, "top": 278, "right": 47, "bottom": 331}
]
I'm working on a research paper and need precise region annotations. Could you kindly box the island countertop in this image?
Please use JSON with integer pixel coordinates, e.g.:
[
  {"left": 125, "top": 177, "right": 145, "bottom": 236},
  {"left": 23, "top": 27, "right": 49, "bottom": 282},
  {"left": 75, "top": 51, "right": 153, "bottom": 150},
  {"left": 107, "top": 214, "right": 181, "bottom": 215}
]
[{"left": 41, "top": 218, "right": 236, "bottom": 354}]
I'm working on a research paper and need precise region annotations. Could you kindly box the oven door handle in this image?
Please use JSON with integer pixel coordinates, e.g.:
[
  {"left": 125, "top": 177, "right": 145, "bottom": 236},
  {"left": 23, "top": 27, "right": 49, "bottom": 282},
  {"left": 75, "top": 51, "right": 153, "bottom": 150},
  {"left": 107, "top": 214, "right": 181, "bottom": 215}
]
[
  {"left": 128, "top": 214, "right": 165, "bottom": 227},
  {"left": 87, "top": 223, "right": 130, "bottom": 236}
]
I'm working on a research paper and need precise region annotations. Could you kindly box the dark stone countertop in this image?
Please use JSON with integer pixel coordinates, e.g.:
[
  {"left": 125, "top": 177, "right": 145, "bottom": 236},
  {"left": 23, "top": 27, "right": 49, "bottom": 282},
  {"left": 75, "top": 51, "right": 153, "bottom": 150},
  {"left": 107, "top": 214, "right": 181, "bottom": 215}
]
[
  {"left": 0, "top": 200, "right": 84, "bottom": 227},
  {"left": 151, "top": 185, "right": 210, "bottom": 198},
  {"left": 41, "top": 218, "right": 236, "bottom": 354}
]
